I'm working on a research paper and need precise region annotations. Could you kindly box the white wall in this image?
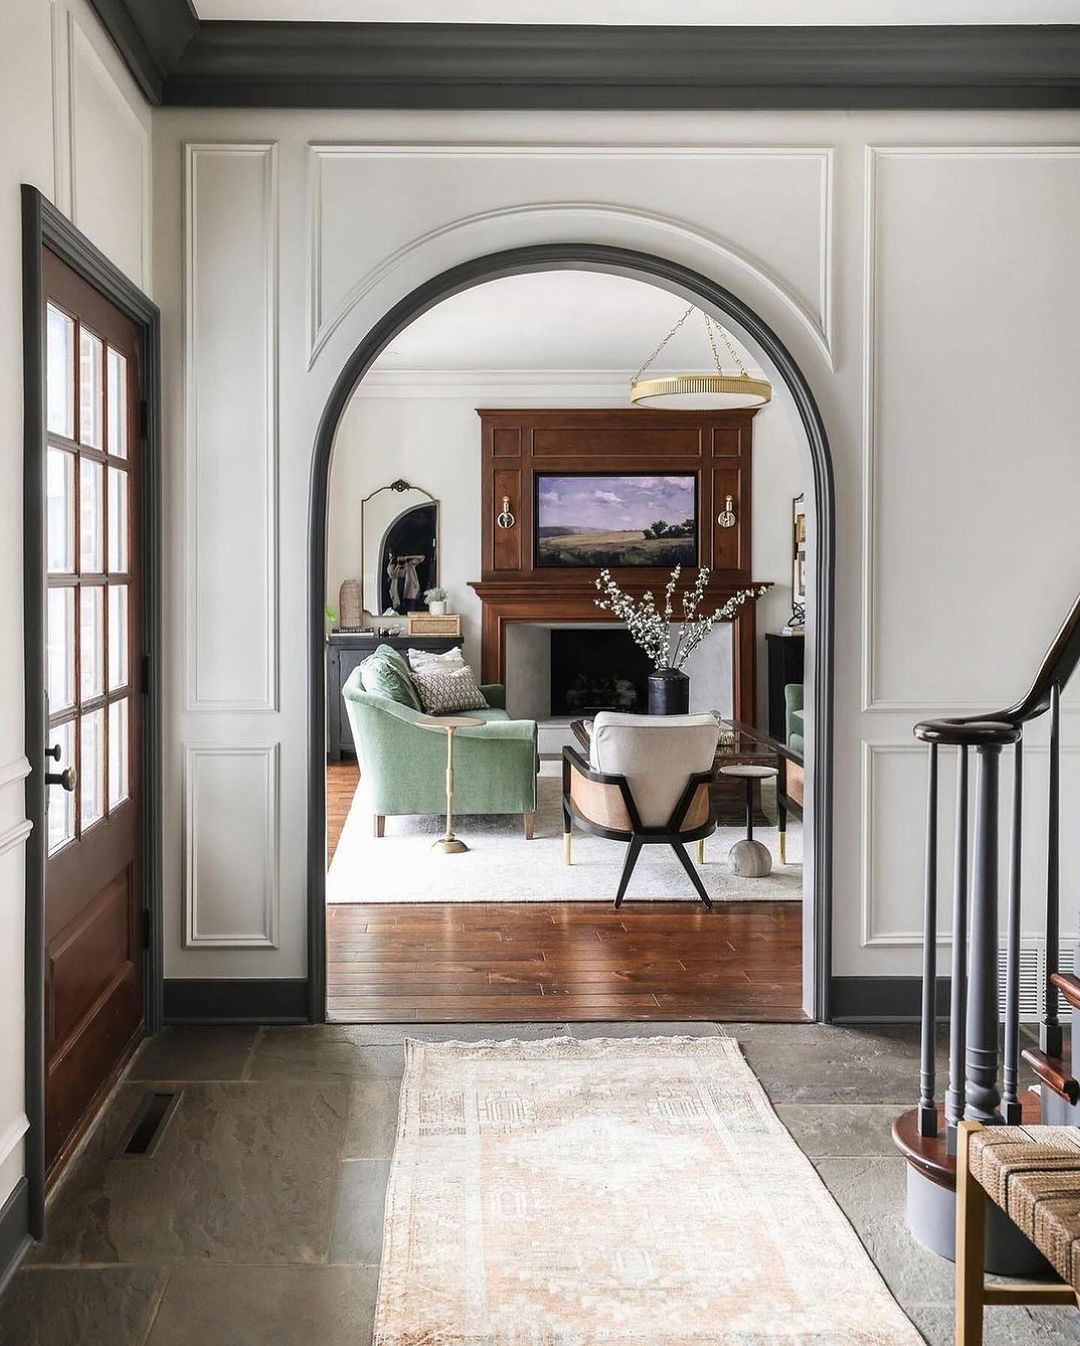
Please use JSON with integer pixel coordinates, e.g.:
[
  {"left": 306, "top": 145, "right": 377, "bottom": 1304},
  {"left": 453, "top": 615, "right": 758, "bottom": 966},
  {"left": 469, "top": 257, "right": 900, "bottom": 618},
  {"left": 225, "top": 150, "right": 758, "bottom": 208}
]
[
  {"left": 0, "top": 0, "right": 151, "bottom": 1219},
  {"left": 326, "top": 370, "right": 802, "bottom": 713},
  {"left": 150, "top": 106, "right": 1080, "bottom": 1000}
]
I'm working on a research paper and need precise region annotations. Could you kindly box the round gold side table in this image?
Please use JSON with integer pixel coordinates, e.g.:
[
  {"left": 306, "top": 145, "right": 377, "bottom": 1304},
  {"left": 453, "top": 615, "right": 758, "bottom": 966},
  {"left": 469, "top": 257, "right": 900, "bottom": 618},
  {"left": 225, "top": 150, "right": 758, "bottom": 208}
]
[{"left": 415, "top": 715, "right": 484, "bottom": 854}]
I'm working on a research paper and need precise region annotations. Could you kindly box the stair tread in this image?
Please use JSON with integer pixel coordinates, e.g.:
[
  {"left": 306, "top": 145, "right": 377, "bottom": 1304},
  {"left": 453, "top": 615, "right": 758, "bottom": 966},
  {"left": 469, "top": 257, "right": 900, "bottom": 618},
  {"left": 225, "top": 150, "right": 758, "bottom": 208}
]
[{"left": 1021, "top": 1044, "right": 1080, "bottom": 1105}]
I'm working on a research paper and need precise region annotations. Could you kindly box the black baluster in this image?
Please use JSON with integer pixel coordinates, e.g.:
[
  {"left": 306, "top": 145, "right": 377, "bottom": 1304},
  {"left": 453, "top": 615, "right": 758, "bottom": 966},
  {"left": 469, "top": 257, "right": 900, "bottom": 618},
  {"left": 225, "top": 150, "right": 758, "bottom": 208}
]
[
  {"left": 1002, "top": 737, "right": 1023, "bottom": 1124},
  {"left": 965, "top": 742, "right": 1005, "bottom": 1125},
  {"left": 918, "top": 742, "right": 939, "bottom": 1137},
  {"left": 945, "top": 745, "right": 969, "bottom": 1153},
  {"left": 1043, "top": 682, "right": 1062, "bottom": 1058}
]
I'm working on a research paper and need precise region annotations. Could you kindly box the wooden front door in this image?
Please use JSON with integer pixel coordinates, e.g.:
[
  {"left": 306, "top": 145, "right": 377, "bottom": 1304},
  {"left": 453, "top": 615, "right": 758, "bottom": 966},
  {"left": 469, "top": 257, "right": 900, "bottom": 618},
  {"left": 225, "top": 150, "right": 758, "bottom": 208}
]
[{"left": 42, "top": 248, "right": 144, "bottom": 1175}]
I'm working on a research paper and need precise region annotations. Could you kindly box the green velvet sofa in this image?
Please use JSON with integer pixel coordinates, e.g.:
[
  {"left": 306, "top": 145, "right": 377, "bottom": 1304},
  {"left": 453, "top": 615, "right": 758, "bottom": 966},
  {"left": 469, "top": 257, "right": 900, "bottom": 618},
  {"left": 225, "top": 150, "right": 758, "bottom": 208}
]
[
  {"left": 341, "top": 661, "right": 538, "bottom": 836},
  {"left": 784, "top": 682, "right": 805, "bottom": 756}
]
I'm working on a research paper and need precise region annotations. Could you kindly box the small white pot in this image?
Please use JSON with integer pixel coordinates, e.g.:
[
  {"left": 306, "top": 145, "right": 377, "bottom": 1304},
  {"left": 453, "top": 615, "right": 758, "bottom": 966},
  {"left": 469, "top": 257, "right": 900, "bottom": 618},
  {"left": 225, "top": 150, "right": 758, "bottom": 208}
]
[{"left": 428, "top": 599, "right": 447, "bottom": 616}]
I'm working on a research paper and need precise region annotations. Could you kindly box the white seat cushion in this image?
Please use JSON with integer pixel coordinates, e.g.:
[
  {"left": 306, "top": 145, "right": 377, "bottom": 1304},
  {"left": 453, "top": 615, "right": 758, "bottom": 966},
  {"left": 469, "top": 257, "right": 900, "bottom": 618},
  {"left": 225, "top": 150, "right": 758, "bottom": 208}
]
[{"left": 589, "top": 712, "right": 719, "bottom": 828}]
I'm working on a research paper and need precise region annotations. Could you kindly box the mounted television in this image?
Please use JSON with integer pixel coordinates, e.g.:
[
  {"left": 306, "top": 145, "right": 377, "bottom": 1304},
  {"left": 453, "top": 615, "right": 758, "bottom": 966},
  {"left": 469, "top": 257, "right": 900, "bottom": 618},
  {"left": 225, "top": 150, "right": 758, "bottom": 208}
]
[{"left": 535, "top": 473, "right": 698, "bottom": 568}]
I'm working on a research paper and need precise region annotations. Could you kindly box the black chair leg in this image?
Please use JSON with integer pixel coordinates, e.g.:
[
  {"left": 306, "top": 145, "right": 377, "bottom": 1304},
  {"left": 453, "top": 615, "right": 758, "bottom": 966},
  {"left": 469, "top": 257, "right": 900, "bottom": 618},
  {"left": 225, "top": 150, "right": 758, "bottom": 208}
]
[
  {"left": 672, "top": 841, "right": 713, "bottom": 910},
  {"left": 613, "top": 838, "right": 643, "bottom": 909}
]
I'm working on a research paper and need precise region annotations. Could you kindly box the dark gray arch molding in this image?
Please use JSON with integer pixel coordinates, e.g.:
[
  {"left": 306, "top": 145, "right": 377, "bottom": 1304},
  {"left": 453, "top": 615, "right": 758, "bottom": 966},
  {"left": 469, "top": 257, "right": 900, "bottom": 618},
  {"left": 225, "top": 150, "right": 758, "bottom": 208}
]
[{"left": 307, "top": 242, "right": 835, "bottom": 1022}]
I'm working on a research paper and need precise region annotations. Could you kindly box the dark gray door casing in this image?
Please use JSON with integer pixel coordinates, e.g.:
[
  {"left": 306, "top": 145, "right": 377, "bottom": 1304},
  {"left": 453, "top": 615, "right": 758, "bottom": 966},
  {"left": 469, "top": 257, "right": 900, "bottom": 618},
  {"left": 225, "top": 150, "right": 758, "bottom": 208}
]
[{"left": 306, "top": 243, "right": 836, "bottom": 1025}]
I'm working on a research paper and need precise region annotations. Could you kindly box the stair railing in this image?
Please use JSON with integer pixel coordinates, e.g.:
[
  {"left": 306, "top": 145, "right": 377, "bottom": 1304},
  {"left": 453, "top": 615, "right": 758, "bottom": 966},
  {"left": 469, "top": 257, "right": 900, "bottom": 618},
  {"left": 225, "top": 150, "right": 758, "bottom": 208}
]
[{"left": 912, "top": 593, "right": 1080, "bottom": 1151}]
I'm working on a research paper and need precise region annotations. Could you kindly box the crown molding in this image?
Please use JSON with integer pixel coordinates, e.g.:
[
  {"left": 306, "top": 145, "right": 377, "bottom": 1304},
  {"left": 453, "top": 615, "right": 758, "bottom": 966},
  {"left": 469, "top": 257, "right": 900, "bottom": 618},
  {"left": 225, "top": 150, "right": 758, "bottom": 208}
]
[{"left": 84, "top": 13, "right": 1080, "bottom": 110}]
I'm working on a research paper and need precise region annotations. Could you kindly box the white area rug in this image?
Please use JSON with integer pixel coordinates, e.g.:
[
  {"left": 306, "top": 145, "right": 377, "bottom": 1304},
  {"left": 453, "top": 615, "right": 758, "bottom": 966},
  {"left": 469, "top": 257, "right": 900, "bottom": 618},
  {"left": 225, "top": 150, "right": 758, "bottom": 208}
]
[
  {"left": 327, "top": 767, "right": 802, "bottom": 904},
  {"left": 374, "top": 1036, "right": 922, "bottom": 1346}
]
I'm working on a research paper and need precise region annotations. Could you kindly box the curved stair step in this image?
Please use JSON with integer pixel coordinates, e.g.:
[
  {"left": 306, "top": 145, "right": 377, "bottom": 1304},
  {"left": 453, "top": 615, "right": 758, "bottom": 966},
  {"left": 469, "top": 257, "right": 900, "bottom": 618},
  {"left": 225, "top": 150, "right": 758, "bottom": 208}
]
[{"left": 1021, "top": 1045, "right": 1080, "bottom": 1105}]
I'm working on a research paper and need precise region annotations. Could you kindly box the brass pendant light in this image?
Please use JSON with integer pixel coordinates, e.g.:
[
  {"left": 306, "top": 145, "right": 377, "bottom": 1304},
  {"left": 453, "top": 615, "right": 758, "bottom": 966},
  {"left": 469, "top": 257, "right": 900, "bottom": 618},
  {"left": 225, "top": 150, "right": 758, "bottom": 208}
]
[{"left": 630, "top": 306, "right": 772, "bottom": 410}]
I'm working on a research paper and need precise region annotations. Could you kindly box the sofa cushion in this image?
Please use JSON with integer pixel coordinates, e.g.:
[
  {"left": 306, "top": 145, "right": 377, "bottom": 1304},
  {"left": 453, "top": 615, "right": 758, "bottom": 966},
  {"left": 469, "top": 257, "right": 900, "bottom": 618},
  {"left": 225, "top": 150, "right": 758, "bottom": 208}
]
[
  {"left": 407, "top": 645, "right": 465, "bottom": 672},
  {"left": 359, "top": 645, "right": 423, "bottom": 710},
  {"left": 412, "top": 664, "right": 489, "bottom": 715}
]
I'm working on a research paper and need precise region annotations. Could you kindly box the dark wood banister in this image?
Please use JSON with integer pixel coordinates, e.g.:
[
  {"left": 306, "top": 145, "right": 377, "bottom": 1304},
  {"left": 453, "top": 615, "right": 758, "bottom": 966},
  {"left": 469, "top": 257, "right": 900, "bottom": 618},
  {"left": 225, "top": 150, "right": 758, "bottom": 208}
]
[{"left": 904, "top": 590, "right": 1080, "bottom": 1162}]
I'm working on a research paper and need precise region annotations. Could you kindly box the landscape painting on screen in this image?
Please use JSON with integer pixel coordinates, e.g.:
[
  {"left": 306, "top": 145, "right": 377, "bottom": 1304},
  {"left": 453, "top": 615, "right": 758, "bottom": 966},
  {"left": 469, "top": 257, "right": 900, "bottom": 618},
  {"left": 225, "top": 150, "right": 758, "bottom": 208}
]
[{"left": 536, "top": 474, "right": 697, "bottom": 568}]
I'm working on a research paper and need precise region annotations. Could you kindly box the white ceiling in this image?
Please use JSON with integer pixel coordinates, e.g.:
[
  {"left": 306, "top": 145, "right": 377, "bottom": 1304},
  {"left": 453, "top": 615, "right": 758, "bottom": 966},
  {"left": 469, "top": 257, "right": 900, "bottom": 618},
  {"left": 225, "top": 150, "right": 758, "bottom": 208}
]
[
  {"left": 369, "top": 271, "right": 761, "bottom": 375},
  {"left": 193, "top": 2, "right": 1078, "bottom": 23}
]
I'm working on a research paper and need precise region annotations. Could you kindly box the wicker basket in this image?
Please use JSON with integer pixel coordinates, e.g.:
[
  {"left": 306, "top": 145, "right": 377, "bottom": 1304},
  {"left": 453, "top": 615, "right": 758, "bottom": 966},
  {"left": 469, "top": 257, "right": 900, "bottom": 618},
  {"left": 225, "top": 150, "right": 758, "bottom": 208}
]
[{"left": 407, "top": 612, "right": 462, "bottom": 637}]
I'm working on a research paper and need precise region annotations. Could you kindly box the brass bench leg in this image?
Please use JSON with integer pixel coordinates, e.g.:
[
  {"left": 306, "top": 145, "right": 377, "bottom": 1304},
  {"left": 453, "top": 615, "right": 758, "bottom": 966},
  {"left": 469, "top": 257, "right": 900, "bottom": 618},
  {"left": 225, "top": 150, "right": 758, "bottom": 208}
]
[
  {"left": 696, "top": 838, "right": 705, "bottom": 865},
  {"left": 956, "top": 1121, "right": 986, "bottom": 1346}
]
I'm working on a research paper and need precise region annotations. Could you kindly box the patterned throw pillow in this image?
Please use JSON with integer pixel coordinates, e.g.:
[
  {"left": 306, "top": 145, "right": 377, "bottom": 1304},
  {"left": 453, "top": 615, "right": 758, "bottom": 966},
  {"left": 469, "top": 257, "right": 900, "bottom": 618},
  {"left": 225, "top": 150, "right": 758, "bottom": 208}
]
[
  {"left": 411, "top": 665, "right": 489, "bottom": 716},
  {"left": 407, "top": 646, "right": 465, "bottom": 673}
]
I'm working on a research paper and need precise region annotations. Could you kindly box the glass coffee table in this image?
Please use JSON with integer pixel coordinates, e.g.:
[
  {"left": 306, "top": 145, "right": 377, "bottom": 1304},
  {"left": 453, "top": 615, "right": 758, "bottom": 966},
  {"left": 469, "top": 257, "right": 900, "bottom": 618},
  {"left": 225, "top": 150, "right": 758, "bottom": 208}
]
[{"left": 570, "top": 715, "right": 804, "bottom": 862}]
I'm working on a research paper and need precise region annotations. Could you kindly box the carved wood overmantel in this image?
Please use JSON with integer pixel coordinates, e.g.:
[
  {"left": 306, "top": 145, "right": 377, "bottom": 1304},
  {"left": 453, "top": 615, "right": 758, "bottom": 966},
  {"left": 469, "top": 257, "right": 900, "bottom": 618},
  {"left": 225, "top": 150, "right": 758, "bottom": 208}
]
[{"left": 469, "top": 408, "right": 768, "bottom": 723}]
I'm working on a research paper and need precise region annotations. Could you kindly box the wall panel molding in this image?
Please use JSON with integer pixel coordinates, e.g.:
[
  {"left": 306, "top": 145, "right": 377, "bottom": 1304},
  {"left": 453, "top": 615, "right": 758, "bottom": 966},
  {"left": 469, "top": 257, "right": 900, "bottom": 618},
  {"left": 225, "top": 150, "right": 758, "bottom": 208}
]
[
  {"left": 861, "top": 144, "right": 1080, "bottom": 715},
  {"left": 183, "top": 744, "right": 280, "bottom": 948},
  {"left": 306, "top": 143, "right": 834, "bottom": 372},
  {"left": 183, "top": 142, "right": 279, "bottom": 713},
  {"left": 861, "top": 738, "right": 1080, "bottom": 948},
  {"left": 0, "top": 758, "right": 31, "bottom": 795}
]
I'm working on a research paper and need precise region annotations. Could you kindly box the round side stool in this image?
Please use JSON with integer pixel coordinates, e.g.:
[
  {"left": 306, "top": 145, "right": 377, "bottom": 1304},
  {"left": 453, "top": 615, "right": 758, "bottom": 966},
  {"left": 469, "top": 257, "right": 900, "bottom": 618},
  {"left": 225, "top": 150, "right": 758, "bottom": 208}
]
[{"left": 718, "top": 764, "right": 778, "bottom": 877}]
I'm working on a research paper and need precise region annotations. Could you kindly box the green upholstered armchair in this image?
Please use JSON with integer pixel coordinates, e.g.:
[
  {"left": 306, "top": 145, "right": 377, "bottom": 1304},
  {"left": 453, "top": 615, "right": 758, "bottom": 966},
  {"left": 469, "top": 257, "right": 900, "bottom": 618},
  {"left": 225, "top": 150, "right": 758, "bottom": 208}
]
[{"left": 341, "top": 666, "right": 539, "bottom": 837}]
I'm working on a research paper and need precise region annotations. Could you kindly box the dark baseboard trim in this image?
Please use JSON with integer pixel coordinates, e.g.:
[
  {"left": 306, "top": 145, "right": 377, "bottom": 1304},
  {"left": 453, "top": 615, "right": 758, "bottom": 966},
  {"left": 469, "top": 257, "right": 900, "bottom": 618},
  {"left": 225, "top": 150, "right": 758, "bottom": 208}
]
[
  {"left": 163, "top": 979, "right": 309, "bottom": 1025},
  {"left": 0, "top": 1179, "right": 31, "bottom": 1301},
  {"left": 831, "top": 976, "right": 951, "bottom": 1023},
  {"left": 85, "top": 13, "right": 1080, "bottom": 110}
]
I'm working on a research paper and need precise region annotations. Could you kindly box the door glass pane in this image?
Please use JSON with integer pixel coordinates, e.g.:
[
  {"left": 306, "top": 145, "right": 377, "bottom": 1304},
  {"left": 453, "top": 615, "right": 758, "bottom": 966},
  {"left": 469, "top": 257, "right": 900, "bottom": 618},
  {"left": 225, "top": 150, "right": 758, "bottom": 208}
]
[
  {"left": 80, "top": 585, "right": 104, "bottom": 702},
  {"left": 47, "top": 304, "right": 74, "bottom": 439},
  {"left": 79, "top": 328, "right": 103, "bottom": 448},
  {"left": 79, "top": 458, "right": 103, "bottom": 573},
  {"left": 47, "top": 587, "right": 75, "bottom": 712},
  {"left": 108, "top": 583, "right": 129, "bottom": 691},
  {"left": 108, "top": 698, "right": 129, "bottom": 810},
  {"left": 47, "top": 448, "right": 75, "bottom": 573},
  {"left": 80, "top": 709, "right": 105, "bottom": 831},
  {"left": 107, "top": 348, "right": 128, "bottom": 459},
  {"left": 47, "top": 721, "right": 75, "bottom": 854},
  {"left": 108, "top": 467, "right": 128, "bottom": 572}
]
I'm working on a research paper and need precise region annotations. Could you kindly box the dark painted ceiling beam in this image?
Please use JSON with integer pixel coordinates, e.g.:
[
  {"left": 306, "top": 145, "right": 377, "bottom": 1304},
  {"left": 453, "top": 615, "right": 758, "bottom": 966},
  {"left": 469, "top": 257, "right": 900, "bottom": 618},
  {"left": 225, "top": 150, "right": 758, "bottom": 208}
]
[{"left": 89, "top": 11, "right": 1080, "bottom": 110}]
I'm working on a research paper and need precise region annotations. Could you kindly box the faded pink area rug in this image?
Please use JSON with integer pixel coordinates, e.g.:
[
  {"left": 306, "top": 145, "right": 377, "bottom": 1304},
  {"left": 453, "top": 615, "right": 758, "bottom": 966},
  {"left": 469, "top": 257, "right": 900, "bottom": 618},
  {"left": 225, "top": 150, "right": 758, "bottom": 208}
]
[{"left": 374, "top": 1036, "right": 922, "bottom": 1345}]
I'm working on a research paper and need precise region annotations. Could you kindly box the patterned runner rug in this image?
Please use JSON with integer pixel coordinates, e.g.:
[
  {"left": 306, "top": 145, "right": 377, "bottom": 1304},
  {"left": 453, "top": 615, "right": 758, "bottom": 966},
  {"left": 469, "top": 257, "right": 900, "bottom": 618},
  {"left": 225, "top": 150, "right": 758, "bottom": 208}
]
[{"left": 374, "top": 1036, "right": 922, "bottom": 1345}]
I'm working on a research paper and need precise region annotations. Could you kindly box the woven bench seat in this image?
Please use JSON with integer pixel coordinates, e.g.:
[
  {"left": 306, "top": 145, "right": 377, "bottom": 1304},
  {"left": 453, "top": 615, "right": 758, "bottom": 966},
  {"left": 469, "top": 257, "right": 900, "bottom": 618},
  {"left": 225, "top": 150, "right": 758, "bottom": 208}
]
[
  {"left": 957, "top": 1121, "right": 1080, "bottom": 1345},
  {"left": 968, "top": 1125, "right": 1080, "bottom": 1289}
]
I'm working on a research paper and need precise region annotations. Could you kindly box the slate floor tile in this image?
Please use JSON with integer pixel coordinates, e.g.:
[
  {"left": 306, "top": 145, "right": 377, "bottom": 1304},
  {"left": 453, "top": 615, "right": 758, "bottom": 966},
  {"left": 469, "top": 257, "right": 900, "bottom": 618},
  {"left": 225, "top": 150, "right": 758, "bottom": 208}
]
[
  {"left": 776, "top": 1103, "right": 900, "bottom": 1157},
  {"left": 0, "top": 1267, "right": 163, "bottom": 1346},
  {"left": 329, "top": 1160, "right": 391, "bottom": 1265},
  {"left": 126, "top": 1027, "right": 259, "bottom": 1081},
  {"left": 343, "top": 1079, "right": 401, "bottom": 1160},
  {"left": 32, "top": 1082, "right": 349, "bottom": 1265}
]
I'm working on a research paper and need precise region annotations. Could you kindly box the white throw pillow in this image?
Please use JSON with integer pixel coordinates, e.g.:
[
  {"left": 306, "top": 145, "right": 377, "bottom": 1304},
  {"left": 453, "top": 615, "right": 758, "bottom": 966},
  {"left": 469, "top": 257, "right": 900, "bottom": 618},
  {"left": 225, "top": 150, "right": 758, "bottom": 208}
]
[
  {"left": 412, "top": 665, "right": 489, "bottom": 715},
  {"left": 407, "top": 645, "right": 466, "bottom": 672}
]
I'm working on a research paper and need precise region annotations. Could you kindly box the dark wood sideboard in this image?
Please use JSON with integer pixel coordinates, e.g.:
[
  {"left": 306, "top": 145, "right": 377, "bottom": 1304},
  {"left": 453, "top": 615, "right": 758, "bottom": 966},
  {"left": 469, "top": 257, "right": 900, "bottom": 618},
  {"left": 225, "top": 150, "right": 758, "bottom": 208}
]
[
  {"left": 326, "top": 632, "right": 461, "bottom": 761},
  {"left": 765, "top": 632, "right": 805, "bottom": 742}
]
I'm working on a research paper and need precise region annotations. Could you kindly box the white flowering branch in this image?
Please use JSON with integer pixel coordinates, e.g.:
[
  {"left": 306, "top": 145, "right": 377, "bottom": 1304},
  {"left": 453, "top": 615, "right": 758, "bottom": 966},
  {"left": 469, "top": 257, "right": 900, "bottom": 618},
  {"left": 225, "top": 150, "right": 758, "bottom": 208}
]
[{"left": 594, "top": 565, "right": 769, "bottom": 671}]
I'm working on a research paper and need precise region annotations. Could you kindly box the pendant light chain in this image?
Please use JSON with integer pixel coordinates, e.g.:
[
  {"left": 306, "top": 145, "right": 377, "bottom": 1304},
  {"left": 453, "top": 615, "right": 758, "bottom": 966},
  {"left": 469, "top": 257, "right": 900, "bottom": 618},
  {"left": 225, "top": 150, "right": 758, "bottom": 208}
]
[{"left": 631, "top": 304, "right": 750, "bottom": 386}]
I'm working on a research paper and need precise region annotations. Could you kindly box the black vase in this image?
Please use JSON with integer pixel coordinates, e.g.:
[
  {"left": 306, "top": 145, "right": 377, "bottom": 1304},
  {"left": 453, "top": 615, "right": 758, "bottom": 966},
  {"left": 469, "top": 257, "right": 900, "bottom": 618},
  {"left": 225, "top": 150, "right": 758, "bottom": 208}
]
[{"left": 648, "top": 668, "right": 690, "bottom": 715}]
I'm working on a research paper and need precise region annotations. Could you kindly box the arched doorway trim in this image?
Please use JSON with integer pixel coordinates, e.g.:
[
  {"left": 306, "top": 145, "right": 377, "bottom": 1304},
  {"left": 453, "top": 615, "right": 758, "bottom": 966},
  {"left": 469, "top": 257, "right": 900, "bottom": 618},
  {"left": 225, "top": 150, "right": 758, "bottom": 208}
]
[{"left": 307, "top": 243, "right": 835, "bottom": 1021}]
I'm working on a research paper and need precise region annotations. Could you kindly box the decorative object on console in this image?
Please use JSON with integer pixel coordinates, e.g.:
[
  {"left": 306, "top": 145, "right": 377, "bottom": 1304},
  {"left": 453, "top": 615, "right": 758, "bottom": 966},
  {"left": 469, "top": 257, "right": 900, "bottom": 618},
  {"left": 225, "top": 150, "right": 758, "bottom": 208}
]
[
  {"left": 629, "top": 305, "right": 772, "bottom": 410},
  {"left": 536, "top": 473, "right": 697, "bottom": 568},
  {"left": 424, "top": 585, "right": 448, "bottom": 615},
  {"left": 411, "top": 664, "right": 490, "bottom": 717},
  {"left": 787, "top": 492, "right": 806, "bottom": 631},
  {"left": 594, "top": 565, "right": 769, "bottom": 715},
  {"left": 338, "top": 578, "right": 363, "bottom": 630},
  {"left": 407, "top": 612, "right": 462, "bottom": 638},
  {"left": 361, "top": 479, "right": 439, "bottom": 617}
]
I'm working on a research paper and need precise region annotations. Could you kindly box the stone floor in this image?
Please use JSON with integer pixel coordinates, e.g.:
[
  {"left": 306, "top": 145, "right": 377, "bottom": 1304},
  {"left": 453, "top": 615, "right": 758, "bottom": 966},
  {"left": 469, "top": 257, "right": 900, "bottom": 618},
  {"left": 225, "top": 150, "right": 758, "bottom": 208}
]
[{"left": 2, "top": 1021, "right": 1078, "bottom": 1345}]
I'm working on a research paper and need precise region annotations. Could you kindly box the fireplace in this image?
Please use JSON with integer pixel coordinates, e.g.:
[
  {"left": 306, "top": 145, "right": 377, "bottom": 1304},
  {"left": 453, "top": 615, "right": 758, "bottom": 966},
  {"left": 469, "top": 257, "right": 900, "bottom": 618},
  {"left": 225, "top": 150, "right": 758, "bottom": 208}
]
[{"left": 550, "top": 628, "right": 651, "bottom": 716}]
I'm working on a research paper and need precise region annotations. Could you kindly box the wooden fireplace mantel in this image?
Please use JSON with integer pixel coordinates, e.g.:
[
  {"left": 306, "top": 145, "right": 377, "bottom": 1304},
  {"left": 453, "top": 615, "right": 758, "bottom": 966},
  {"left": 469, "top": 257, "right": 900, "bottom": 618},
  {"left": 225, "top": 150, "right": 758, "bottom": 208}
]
[
  {"left": 470, "top": 408, "right": 765, "bottom": 724},
  {"left": 469, "top": 578, "right": 768, "bottom": 724}
]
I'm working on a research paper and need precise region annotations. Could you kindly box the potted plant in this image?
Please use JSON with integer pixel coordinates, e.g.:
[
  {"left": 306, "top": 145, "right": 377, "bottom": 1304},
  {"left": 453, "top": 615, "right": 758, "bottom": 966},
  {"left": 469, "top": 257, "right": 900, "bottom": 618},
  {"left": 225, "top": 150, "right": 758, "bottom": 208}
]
[
  {"left": 595, "top": 565, "right": 768, "bottom": 714},
  {"left": 424, "top": 586, "right": 448, "bottom": 616}
]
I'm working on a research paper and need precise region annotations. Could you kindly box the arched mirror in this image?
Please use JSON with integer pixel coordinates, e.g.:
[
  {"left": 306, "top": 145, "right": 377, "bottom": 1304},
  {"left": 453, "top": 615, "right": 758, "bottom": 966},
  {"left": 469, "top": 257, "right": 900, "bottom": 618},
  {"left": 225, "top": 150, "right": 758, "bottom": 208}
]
[{"left": 360, "top": 480, "right": 439, "bottom": 616}]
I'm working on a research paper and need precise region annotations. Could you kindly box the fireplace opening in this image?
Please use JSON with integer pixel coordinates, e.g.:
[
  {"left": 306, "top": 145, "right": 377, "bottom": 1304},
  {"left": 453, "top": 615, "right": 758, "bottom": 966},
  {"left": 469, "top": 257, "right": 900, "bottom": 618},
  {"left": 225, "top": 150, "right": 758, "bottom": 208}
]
[{"left": 550, "top": 628, "right": 653, "bottom": 716}]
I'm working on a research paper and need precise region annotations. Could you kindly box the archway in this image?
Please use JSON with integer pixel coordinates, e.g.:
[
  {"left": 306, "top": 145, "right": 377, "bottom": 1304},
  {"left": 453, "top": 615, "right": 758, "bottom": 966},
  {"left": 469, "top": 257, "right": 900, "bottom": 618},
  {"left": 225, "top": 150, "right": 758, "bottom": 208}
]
[{"left": 307, "top": 243, "right": 835, "bottom": 1022}]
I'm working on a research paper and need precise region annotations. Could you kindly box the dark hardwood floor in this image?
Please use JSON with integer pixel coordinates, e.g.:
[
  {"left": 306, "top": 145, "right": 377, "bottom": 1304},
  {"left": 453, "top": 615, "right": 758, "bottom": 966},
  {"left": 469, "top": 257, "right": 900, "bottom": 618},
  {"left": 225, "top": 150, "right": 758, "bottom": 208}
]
[{"left": 325, "top": 761, "right": 805, "bottom": 1024}]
